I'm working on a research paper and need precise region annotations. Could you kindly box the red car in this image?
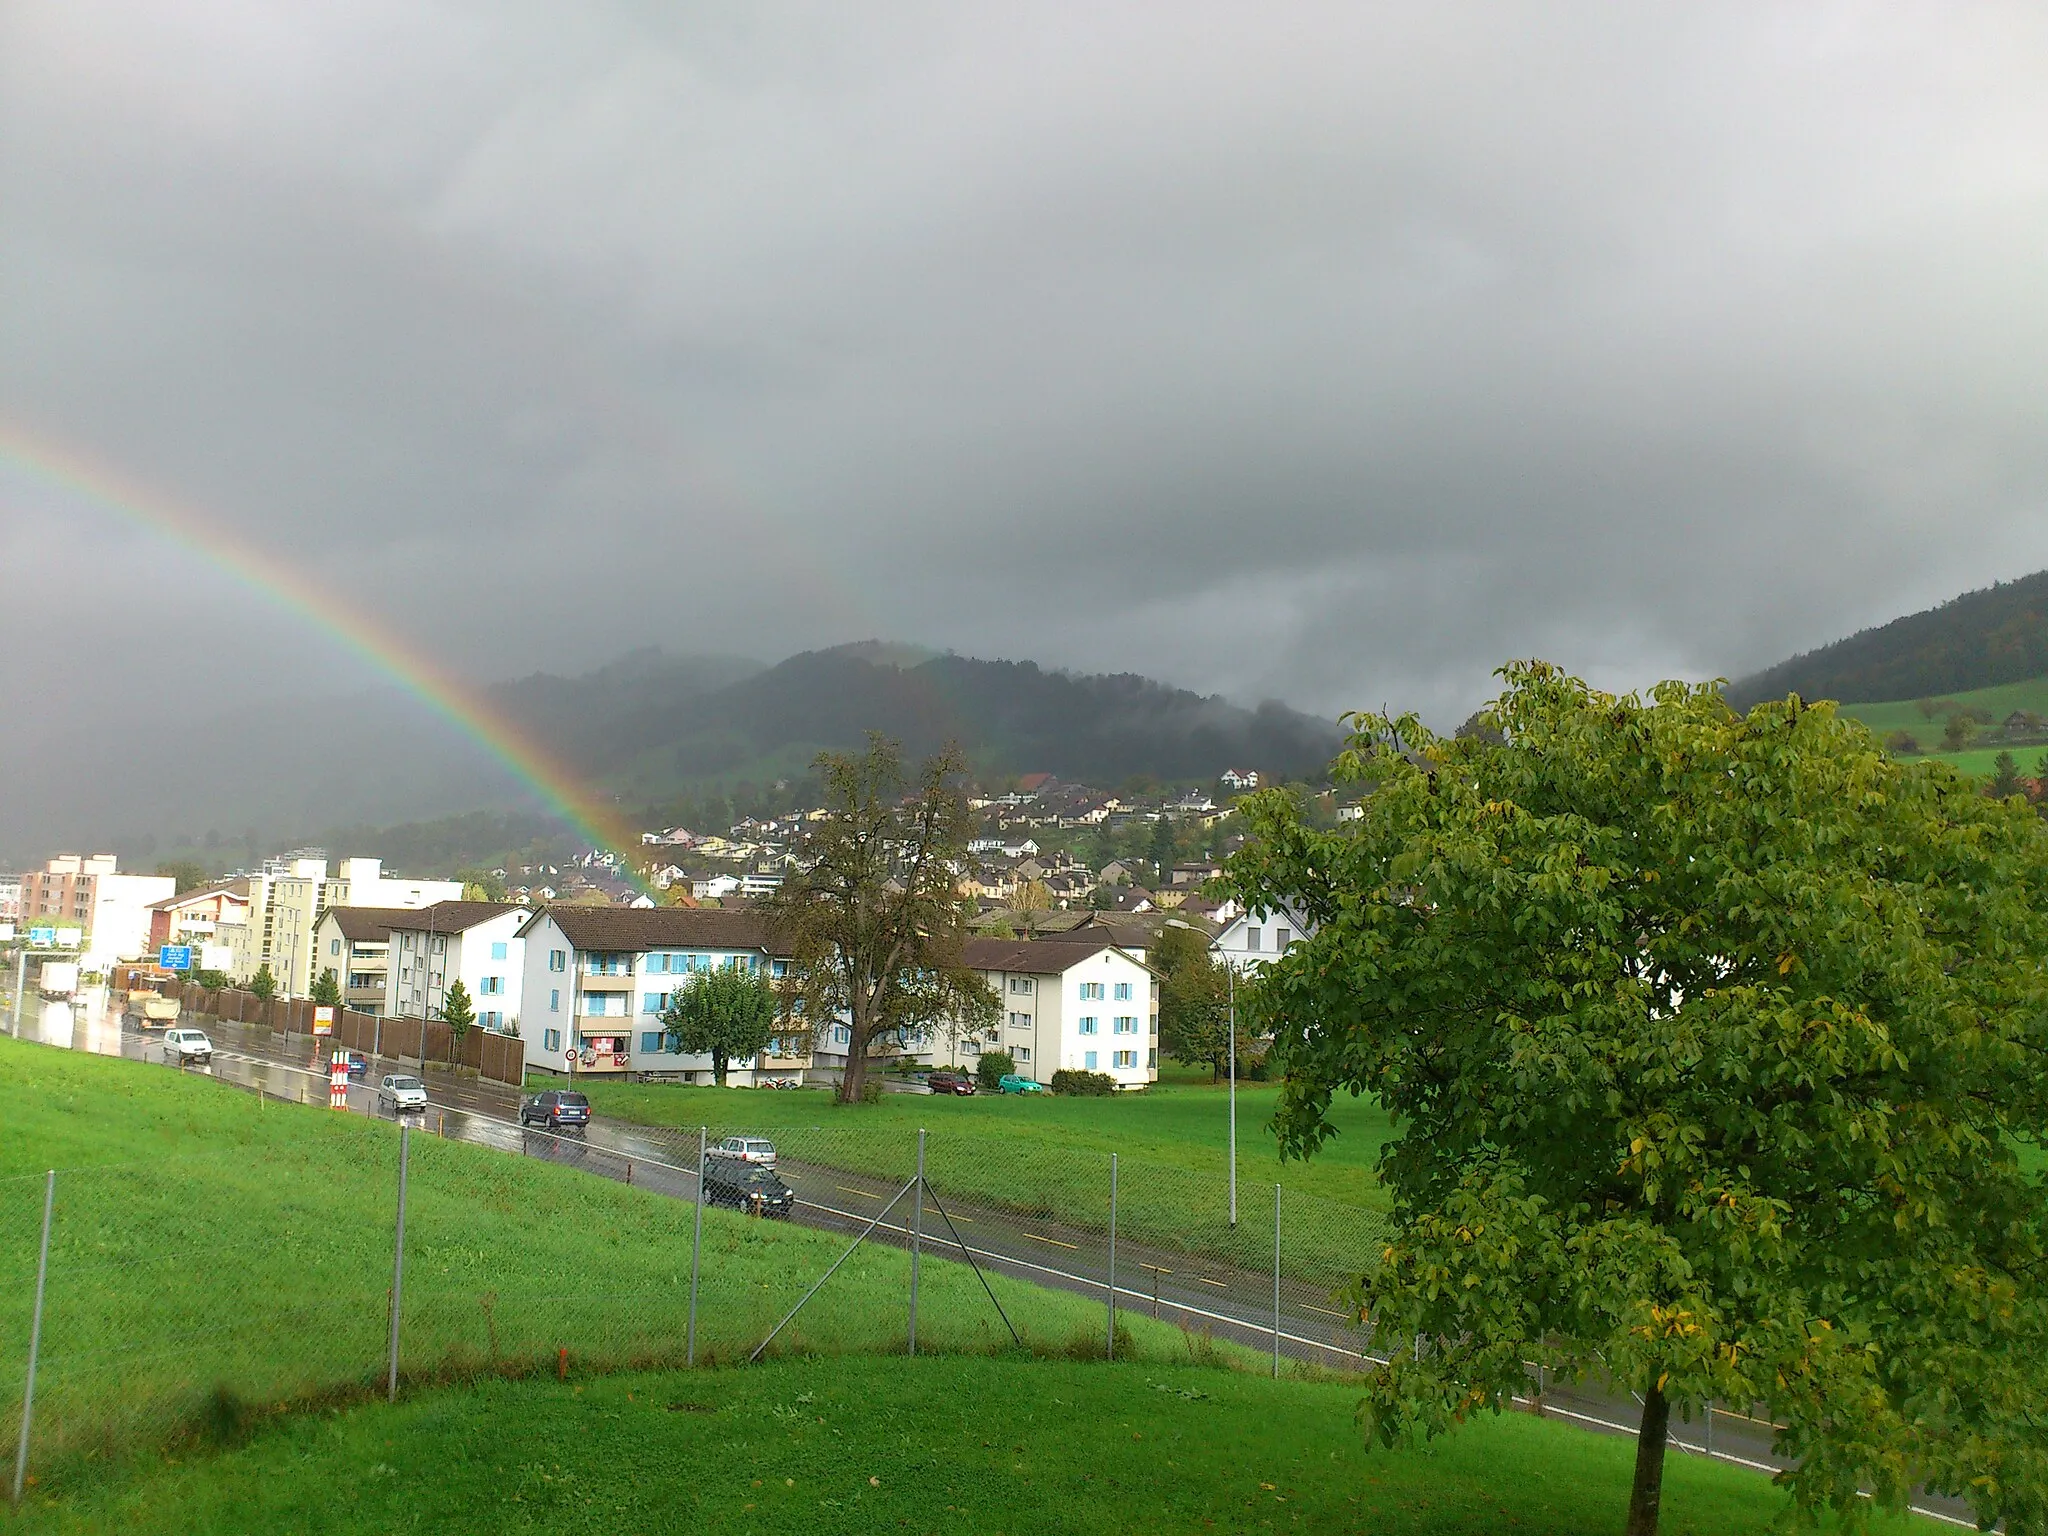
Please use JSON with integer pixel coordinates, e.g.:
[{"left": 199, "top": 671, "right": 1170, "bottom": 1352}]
[{"left": 926, "top": 1070, "right": 977, "bottom": 1096}]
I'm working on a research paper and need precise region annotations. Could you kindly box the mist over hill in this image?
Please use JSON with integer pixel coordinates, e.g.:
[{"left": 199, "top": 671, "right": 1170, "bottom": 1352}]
[
  {"left": 3, "top": 643, "right": 1342, "bottom": 866},
  {"left": 1727, "top": 571, "right": 2048, "bottom": 709}
]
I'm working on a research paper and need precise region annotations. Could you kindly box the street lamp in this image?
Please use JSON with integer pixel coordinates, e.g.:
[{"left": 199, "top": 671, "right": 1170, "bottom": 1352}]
[{"left": 1227, "top": 964, "right": 1237, "bottom": 1229}]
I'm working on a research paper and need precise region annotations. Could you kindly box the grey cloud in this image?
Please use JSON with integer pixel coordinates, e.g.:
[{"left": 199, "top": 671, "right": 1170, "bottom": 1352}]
[{"left": 4, "top": 0, "right": 2047, "bottom": 750}]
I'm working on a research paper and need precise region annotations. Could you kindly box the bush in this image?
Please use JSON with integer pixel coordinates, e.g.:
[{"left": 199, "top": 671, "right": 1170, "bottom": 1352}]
[
  {"left": 1049, "top": 1069, "right": 1116, "bottom": 1097},
  {"left": 976, "top": 1050, "right": 1015, "bottom": 1091},
  {"left": 1883, "top": 730, "right": 1921, "bottom": 755}
]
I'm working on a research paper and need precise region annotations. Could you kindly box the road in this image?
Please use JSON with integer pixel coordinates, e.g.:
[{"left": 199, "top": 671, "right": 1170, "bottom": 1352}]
[{"left": 3, "top": 983, "right": 1974, "bottom": 1527}]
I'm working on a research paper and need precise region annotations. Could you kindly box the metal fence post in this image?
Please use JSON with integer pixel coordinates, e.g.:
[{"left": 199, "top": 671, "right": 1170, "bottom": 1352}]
[
  {"left": 1272, "top": 1183, "right": 1282, "bottom": 1379},
  {"left": 909, "top": 1129, "right": 925, "bottom": 1357},
  {"left": 1704, "top": 1400, "right": 1714, "bottom": 1457},
  {"left": 1106, "top": 1153, "right": 1118, "bottom": 1361},
  {"left": 387, "top": 1125, "right": 410, "bottom": 1401},
  {"left": 10, "top": 1169, "right": 53, "bottom": 1506},
  {"left": 687, "top": 1126, "right": 706, "bottom": 1366}
]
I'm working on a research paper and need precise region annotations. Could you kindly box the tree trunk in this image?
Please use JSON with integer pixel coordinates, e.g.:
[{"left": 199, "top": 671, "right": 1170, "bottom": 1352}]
[
  {"left": 838, "top": 1034, "right": 867, "bottom": 1103},
  {"left": 713, "top": 1049, "right": 728, "bottom": 1087},
  {"left": 1624, "top": 1384, "right": 1670, "bottom": 1536}
]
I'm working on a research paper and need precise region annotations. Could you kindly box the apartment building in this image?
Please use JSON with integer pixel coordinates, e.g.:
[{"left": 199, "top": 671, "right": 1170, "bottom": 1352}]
[
  {"left": 382, "top": 902, "right": 531, "bottom": 1029},
  {"left": 926, "top": 935, "right": 1159, "bottom": 1090},
  {"left": 145, "top": 884, "right": 254, "bottom": 973},
  {"left": 18, "top": 855, "right": 175, "bottom": 967},
  {"left": 514, "top": 907, "right": 809, "bottom": 1084},
  {"left": 309, "top": 906, "right": 413, "bottom": 1016},
  {"left": 235, "top": 854, "right": 465, "bottom": 998}
]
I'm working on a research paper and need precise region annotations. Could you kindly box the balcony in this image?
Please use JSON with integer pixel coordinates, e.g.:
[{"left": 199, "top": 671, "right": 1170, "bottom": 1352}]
[{"left": 579, "top": 971, "right": 635, "bottom": 992}]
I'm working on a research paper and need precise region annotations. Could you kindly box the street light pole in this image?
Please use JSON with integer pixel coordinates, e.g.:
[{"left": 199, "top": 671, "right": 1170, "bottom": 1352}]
[{"left": 1227, "top": 964, "right": 1237, "bottom": 1230}]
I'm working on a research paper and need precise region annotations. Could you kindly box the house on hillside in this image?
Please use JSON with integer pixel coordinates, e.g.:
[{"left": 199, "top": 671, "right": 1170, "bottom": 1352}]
[
  {"left": 1214, "top": 903, "right": 1314, "bottom": 972},
  {"left": 514, "top": 907, "right": 809, "bottom": 1084},
  {"left": 1220, "top": 768, "right": 1260, "bottom": 791}
]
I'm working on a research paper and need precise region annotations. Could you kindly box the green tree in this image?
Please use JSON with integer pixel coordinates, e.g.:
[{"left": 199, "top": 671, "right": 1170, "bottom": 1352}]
[
  {"left": 1943, "top": 711, "right": 1977, "bottom": 751},
  {"left": 976, "top": 1048, "right": 1015, "bottom": 1091},
  {"left": 1154, "top": 939, "right": 1251, "bottom": 1081},
  {"left": 1988, "top": 749, "right": 2023, "bottom": 799},
  {"left": 767, "top": 736, "right": 997, "bottom": 1104},
  {"left": 1147, "top": 815, "right": 1178, "bottom": 884},
  {"left": 154, "top": 859, "right": 208, "bottom": 894},
  {"left": 1228, "top": 662, "right": 2048, "bottom": 1536},
  {"left": 455, "top": 867, "right": 508, "bottom": 902},
  {"left": 661, "top": 962, "right": 778, "bottom": 1086},
  {"left": 439, "top": 978, "right": 475, "bottom": 1041},
  {"left": 310, "top": 968, "right": 342, "bottom": 1007},
  {"left": 248, "top": 964, "right": 276, "bottom": 1001}
]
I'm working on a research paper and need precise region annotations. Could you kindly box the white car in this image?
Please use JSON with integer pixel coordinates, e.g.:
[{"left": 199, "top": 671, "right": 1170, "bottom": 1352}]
[
  {"left": 717, "top": 1135, "right": 778, "bottom": 1168},
  {"left": 377, "top": 1074, "right": 429, "bottom": 1114},
  {"left": 163, "top": 1028, "right": 213, "bottom": 1064}
]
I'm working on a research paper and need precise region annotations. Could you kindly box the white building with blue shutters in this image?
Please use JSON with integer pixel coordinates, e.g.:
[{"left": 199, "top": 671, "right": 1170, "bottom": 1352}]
[
  {"left": 514, "top": 907, "right": 810, "bottom": 1083},
  {"left": 920, "top": 934, "right": 1158, "bottom": 1090},
  {"left": 380, "top": 900, "right": 532, "bottom": 1030}
]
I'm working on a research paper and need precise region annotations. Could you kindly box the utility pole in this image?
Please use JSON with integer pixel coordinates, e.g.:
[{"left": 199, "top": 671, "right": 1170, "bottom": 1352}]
[{"left": 1227, "top": 964, "right": 1237, "bottom": 1230}]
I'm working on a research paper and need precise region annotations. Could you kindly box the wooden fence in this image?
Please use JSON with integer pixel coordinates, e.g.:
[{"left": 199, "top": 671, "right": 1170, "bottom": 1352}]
[{"left": 123, "top": 971, "right": 525, "bottom": 1087}]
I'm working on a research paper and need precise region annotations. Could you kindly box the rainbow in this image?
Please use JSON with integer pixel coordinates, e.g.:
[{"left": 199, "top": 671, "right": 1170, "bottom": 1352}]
[{"left": 0, "top": 420, "right": 655, "bottom": 893}]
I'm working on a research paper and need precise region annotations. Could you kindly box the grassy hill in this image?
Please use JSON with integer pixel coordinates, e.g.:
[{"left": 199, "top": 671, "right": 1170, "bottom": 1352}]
[
  {"left": 10, "top": 1354, "right": 1936, "bottom": 1536},
  {"left": 1831, "top": 675, "right": 2048, "bottom": 779},
  {"left": 1728, "top": 568, "right": 2048, "bottom": 708}
]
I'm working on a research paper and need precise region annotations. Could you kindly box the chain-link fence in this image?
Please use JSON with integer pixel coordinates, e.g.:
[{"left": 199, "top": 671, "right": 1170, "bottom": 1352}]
[{"left": 0, "top": 1076, "right": 1404, "bottom": 1499}]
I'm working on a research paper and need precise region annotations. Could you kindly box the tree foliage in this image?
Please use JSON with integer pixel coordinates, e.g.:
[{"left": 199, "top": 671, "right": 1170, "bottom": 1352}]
[
  {"left": 248, "top": 964, "right": 276, "bottom": 1002},
  {"left": 1152, "top": 924, "right": 1258, "bottom": 1081},
  {"left": 310, "top": 968, "right": 342, "bottom": 1007},
  {"left": 766, "top": 736, "right": 997, "bottom": 1104},
  {"left": 154, "top": 860, "right": 209, "bottom": 895},
  {"left": 661, "top": 962, "right": 779, "bottom": 1086},
  {"left": 1228, "top": 661, "right": 2048, "bottom": 1536},
  {"left": 439, "top": 978, "right": 475, "bottom": 1039}
]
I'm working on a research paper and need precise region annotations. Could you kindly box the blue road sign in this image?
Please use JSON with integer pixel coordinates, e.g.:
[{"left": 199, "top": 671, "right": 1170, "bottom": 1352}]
[
  {"left": 29, "top": 927, "right": 56, "bottom": 946},
  {"left": 158, "top": 945, "right": 193, "bottom": 971}
]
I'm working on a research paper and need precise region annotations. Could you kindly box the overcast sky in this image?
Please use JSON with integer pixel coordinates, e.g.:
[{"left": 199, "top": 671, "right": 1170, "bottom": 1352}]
[{"left": 4, "top": 2, "right": 2046, "bottom": 736}]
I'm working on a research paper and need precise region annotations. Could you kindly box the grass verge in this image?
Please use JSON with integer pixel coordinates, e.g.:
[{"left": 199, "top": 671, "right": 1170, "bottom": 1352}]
[{"left": 8, "top": 1353, "right": 1940, "bottom": 1535}]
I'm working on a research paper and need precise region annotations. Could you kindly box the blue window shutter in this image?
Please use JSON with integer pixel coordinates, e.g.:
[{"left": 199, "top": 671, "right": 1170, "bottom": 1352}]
[{"left": 1085, "top": 1051, "right": 1098, "bottom": 1070}]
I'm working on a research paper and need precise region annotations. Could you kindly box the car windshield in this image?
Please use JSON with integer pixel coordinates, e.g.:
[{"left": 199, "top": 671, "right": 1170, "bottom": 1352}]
[
  {"left": 558, "top": 1094, "right": 588, "bottom": 1109},
  {"left": 737, "top": 1169, "right": 782, "bottom": 1189},
  {"left": 390, "top": 1077, "right": 422, "bottom": 1091}
]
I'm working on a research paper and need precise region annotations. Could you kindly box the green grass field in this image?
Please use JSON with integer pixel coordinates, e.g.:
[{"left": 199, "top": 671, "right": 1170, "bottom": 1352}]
[
  {"left": 0, "top": 1037, "right": 1217, "bottom": 1490},
  {"left": 1833, "top": 676, "right": 2048, "bottom": 778},
  {"left": 9, "top": 1354, "right": 1942, "bottom": 1536},
  {"left": 565, "top": 1067, "right": 1398, "bottom": 1288}
]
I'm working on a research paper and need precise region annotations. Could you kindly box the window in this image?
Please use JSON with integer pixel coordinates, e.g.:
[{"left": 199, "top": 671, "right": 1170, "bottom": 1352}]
[
  {"left": 640, "top": 1031, "right": 667, "bottom": 1054},
  {"left": 584, "top": 993, "right": 620, "bottom": 1017},
  {"left": 1113, "top": 1015, "right": 1137, "bottom": 1034},
  {"left": 1084, "top": 1051, "right": 1098, "bottom": 1070},
  {"left": 1245, "top": 927, "right": 1262, "bottom": 951},
  {"left": 1114, "top": 1050, "right": 1136, "bottom": 1069},
  {"left": 549, "top": 949, "right": 566, "bottom": 972},
  {"left": 642, "top": 993, "right": 666, "bottom": 1014},
  {"left": 1147, "top": 1047, "right": 1158, "bottom": 1068},
  {"left": 832, "top": 1025, "right": 851, "bottom": 1046},
  {"left": 1015, "top": 1047, "right": 1031, "bottom": 1063},
  {"left": 329, "top": 939, "right": 341, "bottom": 956},
  {"left": 1078, "top": 1016, "right": 1098, "bottom": 1035},
  {"left": 1276, "top": 927, "right": 1291, "bottom": 950},
  {"left": 1008, "top": 1011, "right": 1031, "bottom": 1030},
  {"left": 549, "top": 989, "right": 560, "bottom": 1013},
  {"left": 1113, "top": 981, "right": 1132, "bottom": 1000},
  {"left": 645, "top": 953, "right": 669, "bottom": 974},
  {"left": 1008, "top": 976, "right": 1033, "bottom": 995},
  {"left": 1079, "top": 981, "right": 1105, "bottom": 1000},
  {"left": 544, "top": 1028, "right": 562, "bottom": 1051},
  {"left": 482, "top": 1011, "right": 502, "bottom": 1029},
  {"left": 433, "top": 936, "right": 446, "bottom": 954},
  {"left": 772, "top": 959, "right": 788, "bottom": 978},
  {"left": 1149, "top": 1013, "right": 1158, "bottom": 1035},
  {"left": 491, "top": 941, "right": 508, "bottom": 961},
  {"left": 479, "top": 976, "right": 504, "bottom": 995}
]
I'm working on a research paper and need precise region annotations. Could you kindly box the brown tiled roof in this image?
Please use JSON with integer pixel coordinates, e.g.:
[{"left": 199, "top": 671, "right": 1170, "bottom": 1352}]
[
  {"left": 522, "top": 905, "right": 777, "bottom": 953},
  {"left": 962, "top": 935, "right": 1118, "bottom": 973},
  {"left": 147, "top": 880, "right": 249, "bottom": 912},
  {"left": 324, "top": 906, "right": 415, "bottom": 942},
  {"left": 384, "top": 900, "right": 530, "bottom": 934}
]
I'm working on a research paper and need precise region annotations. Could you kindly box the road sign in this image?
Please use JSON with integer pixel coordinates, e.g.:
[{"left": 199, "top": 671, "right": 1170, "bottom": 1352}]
[
  {"left": 312, "top": 1004, "right": 335, "bottom": 1036},
  {"left": 158, "top": 945, "right": 193, "bottom": 972},
  {"left": 29, "top": 927, "right": 56, "bottom": 945},
  {"left": 564, "top": 1049, "right": 576, "bottom": 1065}
]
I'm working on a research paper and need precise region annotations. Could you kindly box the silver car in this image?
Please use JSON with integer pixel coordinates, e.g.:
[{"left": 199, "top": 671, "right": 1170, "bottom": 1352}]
[
  {"left": 163, "top": 1028, "right": 213, "bottom": 1064},
  {"left": 377, "top": 1074, "right": 429, "bottom": 1114},
  {"left": 717, "top": 1135, "right": 778, "bottom": 1168}
]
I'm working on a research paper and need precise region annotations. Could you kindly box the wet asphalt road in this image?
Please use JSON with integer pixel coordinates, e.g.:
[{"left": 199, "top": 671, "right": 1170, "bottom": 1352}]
[{"left": 1, "top": 985, "right": 1976, "bottom": 1527}]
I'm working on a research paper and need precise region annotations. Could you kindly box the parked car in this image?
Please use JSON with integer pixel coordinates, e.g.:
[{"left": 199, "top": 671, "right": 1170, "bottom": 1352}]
[
  {"left": 377, "top": 1074, "right": 429, "bottom": 1114},
  {"left": 702, "top": 1154, "right": 794, "bottom": 1218},
  {"left": 716, "top": 1135, "right": 778, "bottom": 1167},
  {"left": 519, "top": 1089, "right": 590, "bottom": 1131},
  {"left": 162, "top": 1028, "right": 213, "bottom": 1064},
  {"left": 925, "top": 1070, "right": 977, "bottom": 1096},
  {"left": 997, "top": 1074, "right": 1045, "bottom": 1095}
]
